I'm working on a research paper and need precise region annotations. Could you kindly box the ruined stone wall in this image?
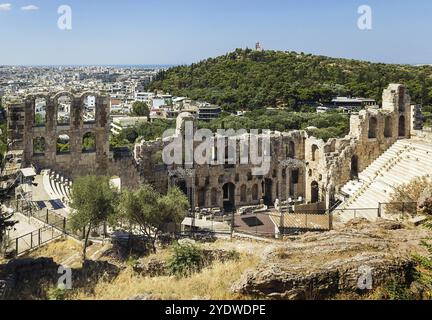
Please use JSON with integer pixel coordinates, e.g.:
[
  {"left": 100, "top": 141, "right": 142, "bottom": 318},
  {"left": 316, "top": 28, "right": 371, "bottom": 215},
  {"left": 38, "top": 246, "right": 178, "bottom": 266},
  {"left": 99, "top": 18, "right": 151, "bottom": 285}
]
[
  {"left": 8, "top": 92, "right": 110, "bottom": 179},
  {"left": 134, "top": 128, "right": 308, "bottom": 209},
  {"left": 7, "top": 84, "right": 418, "bottom": 211},
  {"left": 317, "top": 84, "right": 413, "bottom": 206}
]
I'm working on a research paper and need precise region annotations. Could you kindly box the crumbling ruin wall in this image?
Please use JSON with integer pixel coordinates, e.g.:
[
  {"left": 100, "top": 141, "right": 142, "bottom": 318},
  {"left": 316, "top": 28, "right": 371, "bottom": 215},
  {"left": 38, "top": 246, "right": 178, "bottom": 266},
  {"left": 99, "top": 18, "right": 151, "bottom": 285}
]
[
  {"left": 6, "top": 84, "right": 418, "bottom": 211},
  {"left": 8, "top": 92, "right": 110, "bottom": 179},
  {"left": 317, "top": 84, "right": 413, "bottom": 205}
]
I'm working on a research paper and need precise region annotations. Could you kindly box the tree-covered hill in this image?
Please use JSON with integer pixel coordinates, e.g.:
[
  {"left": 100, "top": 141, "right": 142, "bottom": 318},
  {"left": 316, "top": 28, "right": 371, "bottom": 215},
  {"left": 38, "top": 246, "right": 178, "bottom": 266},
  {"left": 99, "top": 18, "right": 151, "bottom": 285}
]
[{"left": 149, "top": 49, "right": 432, "bottom": 111}]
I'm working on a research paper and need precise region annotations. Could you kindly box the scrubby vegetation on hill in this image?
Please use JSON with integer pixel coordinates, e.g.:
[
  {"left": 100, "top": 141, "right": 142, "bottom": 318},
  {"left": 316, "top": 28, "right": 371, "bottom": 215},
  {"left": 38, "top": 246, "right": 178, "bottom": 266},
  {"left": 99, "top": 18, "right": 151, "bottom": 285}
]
[
  {"left": 197, "top": 109, "right": 350, "bottom": 141},
  {"left": 149, "top": 49, "right": 432, "bottom": 111}
]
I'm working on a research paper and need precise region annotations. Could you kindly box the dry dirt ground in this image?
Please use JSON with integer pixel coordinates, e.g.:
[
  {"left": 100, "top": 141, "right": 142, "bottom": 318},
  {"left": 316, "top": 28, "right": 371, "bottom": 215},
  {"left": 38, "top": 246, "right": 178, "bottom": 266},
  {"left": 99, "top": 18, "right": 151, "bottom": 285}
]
[{"left": 4, "top": 218, "right": 432, "bottom": 300}]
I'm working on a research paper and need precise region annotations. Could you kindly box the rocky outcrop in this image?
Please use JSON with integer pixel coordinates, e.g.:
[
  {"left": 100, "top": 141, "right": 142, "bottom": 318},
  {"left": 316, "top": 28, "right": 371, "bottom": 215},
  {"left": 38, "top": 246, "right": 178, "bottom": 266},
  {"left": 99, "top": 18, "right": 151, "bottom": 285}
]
[
  {"left": 232, "top": 219, "right": 425, "bottom": 299},
  {"left": 232, "top": 254, "right": 413, "bottom": 299},
  {"left": 133, "top": 258, "right": 168, "bottom": 277}
]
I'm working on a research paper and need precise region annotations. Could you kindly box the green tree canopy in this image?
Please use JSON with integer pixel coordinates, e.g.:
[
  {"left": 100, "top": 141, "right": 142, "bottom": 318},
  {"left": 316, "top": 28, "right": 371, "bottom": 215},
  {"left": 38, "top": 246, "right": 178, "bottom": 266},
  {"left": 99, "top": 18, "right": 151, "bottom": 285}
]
[
  {"left": 149, "top": 49, "right": 432, "bottom": 111},
  {"left": 69, "top": 175, "right": 118, "bottom": 260},
  {"left": 132, "top": 101, "right": 150, "bottom": 117},
  {"left": 113, "top": 185, "right": 188, "bottom": 252}
]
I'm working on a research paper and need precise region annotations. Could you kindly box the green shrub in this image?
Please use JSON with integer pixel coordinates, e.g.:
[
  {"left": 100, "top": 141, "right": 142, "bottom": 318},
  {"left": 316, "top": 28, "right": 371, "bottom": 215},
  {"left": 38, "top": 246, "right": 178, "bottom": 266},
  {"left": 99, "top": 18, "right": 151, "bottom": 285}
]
[
  {"left": 47, "top": 287, "right": 67, "bottom": 300},
  {"left": 375, "top": 278, "right": 412, "bottom": 300},
  {"left": 167, "top": 242, "right": 204, "bottom": 277}
]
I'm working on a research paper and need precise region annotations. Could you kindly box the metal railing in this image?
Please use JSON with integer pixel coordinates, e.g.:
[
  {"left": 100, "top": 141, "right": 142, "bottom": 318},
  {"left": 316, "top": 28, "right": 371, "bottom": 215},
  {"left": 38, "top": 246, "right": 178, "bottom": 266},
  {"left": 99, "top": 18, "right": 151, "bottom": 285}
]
[{"left": 9, "top": 220, "right": 64, "bottom": 256}]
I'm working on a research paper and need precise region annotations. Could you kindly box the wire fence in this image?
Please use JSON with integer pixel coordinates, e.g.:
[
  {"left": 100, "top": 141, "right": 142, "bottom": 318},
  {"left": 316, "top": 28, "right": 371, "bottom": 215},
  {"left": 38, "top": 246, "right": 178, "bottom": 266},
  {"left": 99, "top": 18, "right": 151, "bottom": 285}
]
[{"left": 232, "top": 211, "right": 331, "bottom": 238}]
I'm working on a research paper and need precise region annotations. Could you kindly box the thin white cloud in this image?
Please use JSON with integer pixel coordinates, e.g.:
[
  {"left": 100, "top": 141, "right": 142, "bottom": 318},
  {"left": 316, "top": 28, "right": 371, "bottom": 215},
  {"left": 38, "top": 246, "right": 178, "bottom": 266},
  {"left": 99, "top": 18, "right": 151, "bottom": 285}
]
[
  {"left": 0, "top": 3, "right": 12, "bottom": 11},
  {"left": 21, "top": 5, "right": 39, "bottom": 11}
]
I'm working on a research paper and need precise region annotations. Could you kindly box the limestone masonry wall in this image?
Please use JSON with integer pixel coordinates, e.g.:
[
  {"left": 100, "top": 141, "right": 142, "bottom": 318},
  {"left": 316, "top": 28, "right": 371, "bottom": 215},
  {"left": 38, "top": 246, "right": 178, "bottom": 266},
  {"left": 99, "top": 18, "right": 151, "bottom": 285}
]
[{"left": 6, "top": 84, "right": 416, "bottom": 211}]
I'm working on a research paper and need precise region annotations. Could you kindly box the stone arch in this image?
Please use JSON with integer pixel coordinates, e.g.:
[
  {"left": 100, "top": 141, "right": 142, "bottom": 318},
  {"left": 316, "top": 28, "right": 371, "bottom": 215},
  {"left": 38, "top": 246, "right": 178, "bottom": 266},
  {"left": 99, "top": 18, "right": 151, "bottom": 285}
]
[
  {"left": 384, "top": 116, "right": 392, "bottom": 138},
  {"left": 240, "top": 185, "right": 247, "bottom": 203},
  {"left": 82, "top": 132, "right": 96, "bottom": 153},
  {"left": 368, "top": 117, "right": 378, "bottom": 139},
  {"left": 33, "top": 137, "right": 46, "bottom": 155},
  {"left": 399, "top": 115, "right": 406, "bottom": 137},
  {"left": 311, "top": 181, "right": 319, "bottom": 203},
  {"left": 57, "top": 134, "right": 70, "bottom": 154},
  {"left": 252, "top": 184, "right": 259, "bottom": 201},
  {"left": 311, "top": 144, "right": 319, "bottom": 161}
]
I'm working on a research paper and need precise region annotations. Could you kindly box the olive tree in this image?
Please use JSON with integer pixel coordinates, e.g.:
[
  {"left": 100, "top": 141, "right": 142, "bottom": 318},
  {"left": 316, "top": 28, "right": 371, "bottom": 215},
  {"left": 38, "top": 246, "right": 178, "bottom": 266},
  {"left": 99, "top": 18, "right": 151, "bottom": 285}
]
[
  {"left": 114, "top": 185, "right": 188, "bottom": 253},
  {"left": 69, "top": 175, "right": 118, "bottom": 261}
]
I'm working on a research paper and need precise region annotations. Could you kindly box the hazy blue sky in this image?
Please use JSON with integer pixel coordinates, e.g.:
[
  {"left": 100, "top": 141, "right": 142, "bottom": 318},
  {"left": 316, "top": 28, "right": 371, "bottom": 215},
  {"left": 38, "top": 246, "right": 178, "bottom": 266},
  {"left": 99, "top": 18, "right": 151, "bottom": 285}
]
[{"left": 0, "top": 0, "right": 431, "bottom": 65}]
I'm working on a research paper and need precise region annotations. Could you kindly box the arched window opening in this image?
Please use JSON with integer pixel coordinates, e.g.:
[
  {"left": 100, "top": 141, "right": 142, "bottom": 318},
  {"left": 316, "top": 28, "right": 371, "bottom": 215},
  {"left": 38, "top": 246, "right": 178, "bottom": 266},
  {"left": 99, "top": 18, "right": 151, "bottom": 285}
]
[
  {"left": 368, "top": 117, "right": 378, "bottom": 139},
  {"left": 34, "top": 98, "right": 46, "bottom": 126},
  {"left": 33, "top": 137, "right": 46, "bottom": 155},
  {"left": 312, "top": 145, "right": 319, "bottom": 162},
  {"left": 57, "top": 135, "right": 70, "bottom": 154},
  {"left": 56, "top": 95, "right": 71, "bottom": 126},
  {"left": 311, "top": 181, "right": 319, "bottom": 203},
  {"left": 82, "top": 132, "right": 96, "bottom": 153},
  {"left": 384, "top": 116, "right": 392, "bottom": 138},
  {"left": 83, "top": 95, "right": 96, "bottom": 124}
]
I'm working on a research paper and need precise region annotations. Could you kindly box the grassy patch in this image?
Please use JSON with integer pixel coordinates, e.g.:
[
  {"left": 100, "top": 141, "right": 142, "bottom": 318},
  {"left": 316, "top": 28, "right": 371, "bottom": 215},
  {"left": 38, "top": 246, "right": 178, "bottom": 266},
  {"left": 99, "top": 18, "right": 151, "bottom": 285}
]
[{"left": 70, "top": 252, "right": 259, "bottom": 300}]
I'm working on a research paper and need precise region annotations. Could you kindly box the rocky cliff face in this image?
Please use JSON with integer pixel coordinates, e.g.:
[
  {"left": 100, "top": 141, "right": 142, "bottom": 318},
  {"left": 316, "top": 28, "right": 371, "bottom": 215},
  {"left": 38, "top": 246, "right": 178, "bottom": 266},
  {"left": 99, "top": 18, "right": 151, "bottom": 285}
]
[{"left": 232, "top": 219, "right": 429, "bottom": 299}]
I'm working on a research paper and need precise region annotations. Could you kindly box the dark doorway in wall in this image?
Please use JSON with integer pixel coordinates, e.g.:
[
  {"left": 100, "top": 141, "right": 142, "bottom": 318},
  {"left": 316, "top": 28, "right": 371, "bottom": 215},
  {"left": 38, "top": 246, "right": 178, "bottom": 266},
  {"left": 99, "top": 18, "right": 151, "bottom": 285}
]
[
  {"left": 384, "top": 116, "right": 392, "bottom": 138},
  {"left": 176, "top": 180, "right": 188, "bottom": 196},
  {"left": 399, "top": 115, "right": 406, "bottom": 137},
  {"left": 368, "top": 117, "right": 378, "bottom": 139},
  {"left": 311, "top": 181, "right": 319, "bottom": 203},
  {"left": 223, "top": 182, "right": 236, "bottom": 212},
  {"left": 263, "top": 178, "right": 273, "bottom": 206},
  {"left": 351, "top": 155, "right": 359, "bottom": 180}
]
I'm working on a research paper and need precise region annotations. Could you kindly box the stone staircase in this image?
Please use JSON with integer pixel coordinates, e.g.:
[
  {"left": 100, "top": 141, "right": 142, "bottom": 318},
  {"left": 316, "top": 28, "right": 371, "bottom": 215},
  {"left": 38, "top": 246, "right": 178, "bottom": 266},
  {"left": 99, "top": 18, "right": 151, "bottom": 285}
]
[
  {"left": 42, "top": 169, "right": 72, "bottom": 204},
  {"left": 336, "top": 139, "right": 432, "bottom": 221}
]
